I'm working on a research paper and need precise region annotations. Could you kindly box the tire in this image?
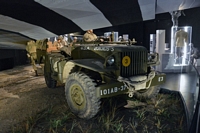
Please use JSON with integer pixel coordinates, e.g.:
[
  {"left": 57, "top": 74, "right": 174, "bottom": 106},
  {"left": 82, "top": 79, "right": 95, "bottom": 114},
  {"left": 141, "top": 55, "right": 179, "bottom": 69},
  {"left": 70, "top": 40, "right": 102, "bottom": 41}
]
[
  {"left": 44, "top": 65, "right": 57, "bottom": 88},
  {"left": 65, "top": 72, "right": 100, "bottom": 119},
  {"left": 134, "top": 86, "right": 160, "bottom": 100}
]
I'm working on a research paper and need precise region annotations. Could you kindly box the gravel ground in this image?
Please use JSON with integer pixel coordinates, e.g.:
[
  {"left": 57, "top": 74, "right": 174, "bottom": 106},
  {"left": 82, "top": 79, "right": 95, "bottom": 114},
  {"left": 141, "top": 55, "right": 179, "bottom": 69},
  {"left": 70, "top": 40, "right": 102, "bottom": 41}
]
[
  {"left": 0, "top": 65, "right": 66, "bottom": 132},
  {"left": 0, "top": 65, "right": 187, "bottom": 133}
]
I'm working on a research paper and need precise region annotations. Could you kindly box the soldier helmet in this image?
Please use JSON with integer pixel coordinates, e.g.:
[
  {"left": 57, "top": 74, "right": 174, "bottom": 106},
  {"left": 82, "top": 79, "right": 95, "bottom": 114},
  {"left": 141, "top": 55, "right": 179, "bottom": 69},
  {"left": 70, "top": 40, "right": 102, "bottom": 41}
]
[
  {"left": 57, "top": 35, "right": 63, "bottom": 40},
  {"left": 27, "top": 40, "right": 35, "bottom": 45}
]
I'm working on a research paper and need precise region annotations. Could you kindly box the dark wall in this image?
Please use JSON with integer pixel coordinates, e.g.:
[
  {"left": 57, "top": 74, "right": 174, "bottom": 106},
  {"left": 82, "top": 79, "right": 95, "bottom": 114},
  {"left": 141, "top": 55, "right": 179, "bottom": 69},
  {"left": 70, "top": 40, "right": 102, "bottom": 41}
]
[
  {"left": 152, "top": 7, "right": 200, "bottom": 49},
  {"left": 94, "top": 6, "right": 200, "bottom": 50},
  {"left": 1, "top": 7, "right": 200, "bottom": 71},
  {"left": 0, "top": 49, "right": 28, "bottom": 71},
  {"left": 94, "top": 22, "right": 144, "bottom": 45},
  {"left": 155, "top": 7, "right": 200, "bottom": 49},
  {"left": 179, "top": 7, "right": 200, "bottom": 48}
]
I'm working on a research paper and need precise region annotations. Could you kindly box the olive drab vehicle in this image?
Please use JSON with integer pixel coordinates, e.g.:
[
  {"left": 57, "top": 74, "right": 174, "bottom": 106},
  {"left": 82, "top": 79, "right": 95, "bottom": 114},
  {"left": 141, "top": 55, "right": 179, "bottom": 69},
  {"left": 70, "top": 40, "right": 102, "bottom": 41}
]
[{"left": 37, "top": 36, "right": 166, "bottom": 119}]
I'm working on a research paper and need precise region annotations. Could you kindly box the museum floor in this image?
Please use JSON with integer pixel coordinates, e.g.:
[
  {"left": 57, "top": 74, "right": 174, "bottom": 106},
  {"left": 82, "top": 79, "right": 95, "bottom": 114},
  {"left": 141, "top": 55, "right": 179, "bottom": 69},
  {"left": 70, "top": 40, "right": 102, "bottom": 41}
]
[{"left": 161, "top": 68, "right": 199, "bottom": 126}]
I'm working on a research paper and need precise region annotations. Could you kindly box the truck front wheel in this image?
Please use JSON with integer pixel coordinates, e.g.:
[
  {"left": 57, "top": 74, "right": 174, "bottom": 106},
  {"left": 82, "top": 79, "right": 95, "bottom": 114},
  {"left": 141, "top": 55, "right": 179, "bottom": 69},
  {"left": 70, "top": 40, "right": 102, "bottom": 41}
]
[{"left": 65, "top": 72, "right": 100, "bottom": 119}]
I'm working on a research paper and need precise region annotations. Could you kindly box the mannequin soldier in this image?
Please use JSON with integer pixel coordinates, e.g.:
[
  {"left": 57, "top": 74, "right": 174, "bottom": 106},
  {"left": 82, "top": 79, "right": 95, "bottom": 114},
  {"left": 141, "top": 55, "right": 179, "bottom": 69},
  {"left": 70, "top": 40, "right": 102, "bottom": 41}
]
[
  {"left": 190, "top": 43, "right": 200, "bottom": 65},
  {"left": 83, "top": 29, "right": 98, "bottom": 42},
  {"left": 68, "top": 36, "right": 78, "bottom": 48},
  {"left": 170, "top": 10, "right": 181, "bottom": 26},
  {"left": 175, "top": 29, "right": 188, "bottom": 58},
  {"left": 26, "top": 40, "right": 38, "bottom": 76},
  {"left": 54, "top": 35, "right": 67, "bottom": 50},
  {"left": 60, "top": 36, "right": 78, "bottom": 56}
]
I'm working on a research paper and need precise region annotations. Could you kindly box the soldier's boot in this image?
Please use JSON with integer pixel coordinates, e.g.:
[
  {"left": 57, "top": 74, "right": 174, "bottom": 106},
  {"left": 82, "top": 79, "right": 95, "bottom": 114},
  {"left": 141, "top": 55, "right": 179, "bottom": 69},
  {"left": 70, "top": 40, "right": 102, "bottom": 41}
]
[
  {"left": 124, "top": 100, "right": 146, "bottom": 108},
  {"left": 35, "top": 70, "right": 38, "bottom": 76},
  {"left": 124, "top": 100, "right": 135, "bottom": 108}
]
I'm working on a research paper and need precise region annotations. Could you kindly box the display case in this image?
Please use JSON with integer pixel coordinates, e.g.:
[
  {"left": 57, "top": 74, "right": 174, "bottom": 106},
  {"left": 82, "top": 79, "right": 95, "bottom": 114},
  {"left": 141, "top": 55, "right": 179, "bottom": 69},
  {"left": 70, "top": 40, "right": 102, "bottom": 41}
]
[
  {"left": 170, "top": 26, "right": 192, "bottom": 66},
  {"left": 150, "top": 34, "right": 156, "bottom": 53}
]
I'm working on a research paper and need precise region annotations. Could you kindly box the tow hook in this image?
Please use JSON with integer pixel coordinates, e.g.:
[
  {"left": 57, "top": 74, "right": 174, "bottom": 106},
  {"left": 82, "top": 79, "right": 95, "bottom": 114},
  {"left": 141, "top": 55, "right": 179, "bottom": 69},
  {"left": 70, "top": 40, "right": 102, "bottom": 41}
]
[{"left": 127, "top": 86, "right": 135, "bottom": 97}]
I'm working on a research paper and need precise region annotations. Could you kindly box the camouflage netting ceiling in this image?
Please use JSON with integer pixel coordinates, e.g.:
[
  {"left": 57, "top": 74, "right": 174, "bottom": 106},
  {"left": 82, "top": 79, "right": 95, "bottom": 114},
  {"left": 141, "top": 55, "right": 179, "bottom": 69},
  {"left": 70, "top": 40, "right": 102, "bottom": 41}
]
[{"left": 0, "top": 0, "right": 200, "bottom": 49}]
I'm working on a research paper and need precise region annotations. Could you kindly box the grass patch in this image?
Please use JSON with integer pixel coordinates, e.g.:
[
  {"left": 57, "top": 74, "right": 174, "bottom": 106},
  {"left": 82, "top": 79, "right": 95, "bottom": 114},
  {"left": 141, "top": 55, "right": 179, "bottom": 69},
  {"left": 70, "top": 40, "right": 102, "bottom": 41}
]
[{"left": 12, "top": 92, "right": 187, "bottom": 133}]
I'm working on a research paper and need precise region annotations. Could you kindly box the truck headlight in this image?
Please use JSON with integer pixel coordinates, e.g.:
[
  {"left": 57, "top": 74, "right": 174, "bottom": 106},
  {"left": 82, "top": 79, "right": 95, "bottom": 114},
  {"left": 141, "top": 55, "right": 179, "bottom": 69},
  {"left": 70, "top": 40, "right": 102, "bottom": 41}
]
[
  {"left": 148, "top": 53, "right": 157, "bottom": 62},
  {"left": 107, "top": 56, "right": 115, "bottom": 66},
  {"left": 147, "top": 53, "right": 160, "bottom": 66},
  {"left": 148, "top": 54, "right": 152, "bottom": 61}
]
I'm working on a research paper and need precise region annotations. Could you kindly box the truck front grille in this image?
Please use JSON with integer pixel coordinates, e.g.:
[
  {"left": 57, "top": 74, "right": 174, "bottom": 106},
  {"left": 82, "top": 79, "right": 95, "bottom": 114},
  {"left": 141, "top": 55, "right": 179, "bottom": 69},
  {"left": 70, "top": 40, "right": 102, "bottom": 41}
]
[{"left": 120, "top": 51, "right": 147, "bottom": 78}]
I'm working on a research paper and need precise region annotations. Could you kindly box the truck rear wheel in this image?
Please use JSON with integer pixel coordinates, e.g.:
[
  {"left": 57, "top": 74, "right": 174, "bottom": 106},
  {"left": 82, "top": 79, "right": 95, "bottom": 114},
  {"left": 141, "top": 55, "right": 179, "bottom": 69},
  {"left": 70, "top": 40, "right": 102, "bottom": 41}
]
[
  {"left": 65, "top": 72, "right": 100, "bottom": 119},
  {"left": 134, "top": 86, "right": 160, "bottom": 100},
  {"left": 44, "top": 66, "right": 57, "bottom": 88}
]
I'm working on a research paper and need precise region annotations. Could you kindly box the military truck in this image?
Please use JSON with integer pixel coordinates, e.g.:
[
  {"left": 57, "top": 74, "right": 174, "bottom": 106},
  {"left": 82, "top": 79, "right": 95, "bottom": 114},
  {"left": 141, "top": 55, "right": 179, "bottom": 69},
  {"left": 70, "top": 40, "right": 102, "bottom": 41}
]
[{"left": 39, "top": 38, "right": 165, "bottom": 119}]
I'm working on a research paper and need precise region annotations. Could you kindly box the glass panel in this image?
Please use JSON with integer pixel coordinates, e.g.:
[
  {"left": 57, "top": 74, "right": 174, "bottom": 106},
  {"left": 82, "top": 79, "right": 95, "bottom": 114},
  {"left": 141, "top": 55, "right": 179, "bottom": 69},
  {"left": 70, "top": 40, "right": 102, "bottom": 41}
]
[
  {"left": 171, "top": 26, "right": 192, "bottom": 66},
  {"left": 160, "top": 67, "right": 198, "bottom": 125},
  {"left": 159, "top": 26, "right": 199, "bottom": 127},
  {"left": 156, "top": 26, "right": 200, "bottom": 128}
]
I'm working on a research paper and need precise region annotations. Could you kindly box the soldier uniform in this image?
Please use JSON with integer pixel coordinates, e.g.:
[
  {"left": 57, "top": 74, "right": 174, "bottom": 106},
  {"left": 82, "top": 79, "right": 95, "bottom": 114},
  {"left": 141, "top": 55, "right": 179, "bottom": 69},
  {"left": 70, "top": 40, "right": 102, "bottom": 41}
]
[
  {"left": 190, "top": 43, "right": 200, "bottom": 65},
  {"left": 60, "top": 37, "right": 78, "bottom": 56},
  {"left": 26, "top": 40, "right": 38, "bottom": 76},
  {"left": 83, "top": 29, "right": 97, "bottom": 42},
  {"left": 175, "top": 29, "right": 188, "bottom": 59},
  {"left": 54, "top": 36, "right": 67, "bottom": 50},
  {"left": 175, "top": 29, "right": 188, "bottom": 47}
]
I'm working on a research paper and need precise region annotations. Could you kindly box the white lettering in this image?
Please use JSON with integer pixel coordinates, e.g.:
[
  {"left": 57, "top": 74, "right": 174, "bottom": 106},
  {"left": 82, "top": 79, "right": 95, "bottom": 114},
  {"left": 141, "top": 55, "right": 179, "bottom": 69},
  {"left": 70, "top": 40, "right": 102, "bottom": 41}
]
[
  {"left": 108, "top": 88, "right": 110, "bottom": 94},
  {"left": 103, "top": 89, "right": 107, "bottom": 95},
  {"left": 124, "top": 84, "right": 128, "bottom": 89},
  {"left": 121, "top": 86, "right": 124, "bottom": 91},
  {"left": 100, "top": 85, "right": 127, "bottom": 96},
  {"left": 94, "top": 47, "right": 114, "bottom": 51},
  {"left": 81, "top": 46, "right": 90, "bottom": 50},
  {"left": 114, "top": 87, "right": 118, "bottom": 92},
  {"left": 158, "top": 77, "right": 163, "bottom": 82},
  {"left": 111, "top": 88, "right": 114, "bottom": 93}
]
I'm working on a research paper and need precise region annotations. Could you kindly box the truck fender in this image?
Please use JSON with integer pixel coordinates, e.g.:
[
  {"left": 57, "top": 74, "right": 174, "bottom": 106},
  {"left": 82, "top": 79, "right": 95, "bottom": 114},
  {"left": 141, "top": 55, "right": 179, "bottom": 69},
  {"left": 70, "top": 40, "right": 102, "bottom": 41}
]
[
  {"left": 62, "top": 61, "right": 76, "bottom": 83},
  {"left": 62, "top": 59, "right": 116, "bottom": 83}
]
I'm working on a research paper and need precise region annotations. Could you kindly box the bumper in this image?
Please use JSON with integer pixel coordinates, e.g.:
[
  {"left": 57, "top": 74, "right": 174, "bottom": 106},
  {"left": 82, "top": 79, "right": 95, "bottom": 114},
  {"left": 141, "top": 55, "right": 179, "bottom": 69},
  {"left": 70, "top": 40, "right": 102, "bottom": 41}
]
[
  {"left": 146, "top": 73, "right": 166, "bottom": 87},
  {"left": 96, "top": 72, "right": 166, "bottom": 98}
]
